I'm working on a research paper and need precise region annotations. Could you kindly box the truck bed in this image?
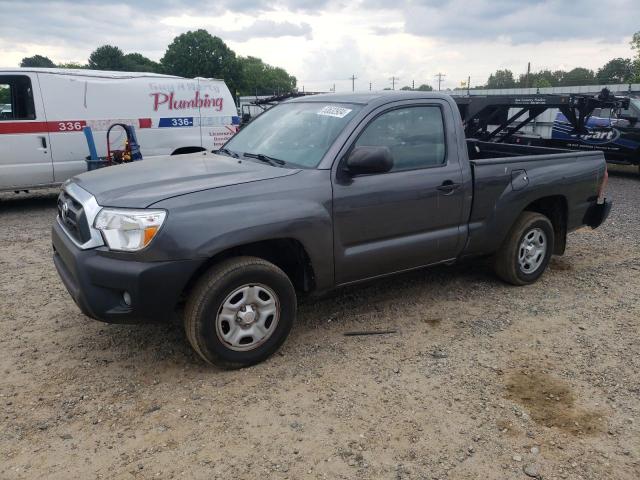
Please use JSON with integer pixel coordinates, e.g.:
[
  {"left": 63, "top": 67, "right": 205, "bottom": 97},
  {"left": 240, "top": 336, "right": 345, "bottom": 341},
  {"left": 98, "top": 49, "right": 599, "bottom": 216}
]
[
  {"left": 467, "top": 139, "right": 569, "bottom": 160},
  {"left": 463, "top": 139, "right": 606, "bottom": 259}
]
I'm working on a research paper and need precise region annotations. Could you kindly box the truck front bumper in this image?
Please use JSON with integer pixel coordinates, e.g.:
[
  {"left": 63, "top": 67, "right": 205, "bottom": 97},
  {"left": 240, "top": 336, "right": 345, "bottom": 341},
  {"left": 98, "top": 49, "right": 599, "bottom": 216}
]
[
  {"left": 52, "top": 221, "right": 202, "bottom": 324},
  {"left": 585, "top": 199, "right": 612, "bottom": 229}
]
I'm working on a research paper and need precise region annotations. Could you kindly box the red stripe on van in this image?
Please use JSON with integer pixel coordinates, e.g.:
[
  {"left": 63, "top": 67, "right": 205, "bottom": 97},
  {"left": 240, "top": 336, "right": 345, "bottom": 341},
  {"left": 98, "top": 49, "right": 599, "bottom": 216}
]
[
  {"left": 0, "top": 122, "right": 51, "bottom": 134},
  {"left": 138, "top": 118, "right": 152, "bottom": 128},
  {"left": 0, "top": 121, "right": 87, "bottom": 134}
]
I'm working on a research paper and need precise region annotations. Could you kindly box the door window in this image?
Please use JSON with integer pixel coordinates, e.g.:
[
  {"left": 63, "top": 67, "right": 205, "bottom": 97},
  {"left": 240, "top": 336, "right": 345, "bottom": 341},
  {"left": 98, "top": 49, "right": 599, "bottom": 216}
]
[
  {"left": 355, "top": 106, "right": 446, "bottom": 171},
  {"left": 0, "top": 75, "right": 36, "bottom": 121}
]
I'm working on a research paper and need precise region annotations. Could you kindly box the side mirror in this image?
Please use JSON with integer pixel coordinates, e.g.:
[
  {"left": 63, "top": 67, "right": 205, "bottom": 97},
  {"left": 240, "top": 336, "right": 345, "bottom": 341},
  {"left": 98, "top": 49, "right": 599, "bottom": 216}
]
[{"left": 345, "top": 146, "right": 393, "bottom": 175}]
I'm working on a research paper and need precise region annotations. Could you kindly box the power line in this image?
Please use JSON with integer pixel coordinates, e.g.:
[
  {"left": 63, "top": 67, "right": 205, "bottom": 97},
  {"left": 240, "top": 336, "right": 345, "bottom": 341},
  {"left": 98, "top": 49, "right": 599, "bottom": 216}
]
[{"left": 435, "top": 72, "right": 446, "bottom": 91}]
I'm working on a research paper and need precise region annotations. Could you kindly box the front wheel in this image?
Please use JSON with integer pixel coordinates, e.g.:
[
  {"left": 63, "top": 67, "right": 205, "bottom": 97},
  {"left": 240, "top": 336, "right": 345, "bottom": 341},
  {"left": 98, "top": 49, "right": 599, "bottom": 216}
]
[
  {"left": 184, "top": 257, "right": 296, "bottom": 368},
  {"left": 493, "top": 212, "right": 555, "bottom": 286}
]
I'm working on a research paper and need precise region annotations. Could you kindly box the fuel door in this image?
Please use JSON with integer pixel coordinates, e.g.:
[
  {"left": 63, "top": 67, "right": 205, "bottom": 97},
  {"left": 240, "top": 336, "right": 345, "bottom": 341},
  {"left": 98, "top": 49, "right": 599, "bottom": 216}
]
[{"left": 511, "top": 169, "right": 529, "bottom": 191}]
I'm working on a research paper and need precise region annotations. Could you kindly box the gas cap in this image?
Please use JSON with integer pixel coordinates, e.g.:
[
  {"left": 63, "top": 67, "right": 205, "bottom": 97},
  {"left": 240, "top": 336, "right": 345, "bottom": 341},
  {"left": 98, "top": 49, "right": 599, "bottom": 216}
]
[{"left": 511, "top": 169, "right": 529, "bottom": 191}]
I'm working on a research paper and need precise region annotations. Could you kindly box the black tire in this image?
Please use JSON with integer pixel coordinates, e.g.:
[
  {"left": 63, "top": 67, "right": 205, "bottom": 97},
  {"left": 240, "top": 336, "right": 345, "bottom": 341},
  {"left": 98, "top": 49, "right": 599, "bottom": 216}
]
[
  {"left": 184, "top": 256, "right": 296, "bottom": 368},
  {"left": 493, "top": 212, "right": 554, "bottom": 286}
]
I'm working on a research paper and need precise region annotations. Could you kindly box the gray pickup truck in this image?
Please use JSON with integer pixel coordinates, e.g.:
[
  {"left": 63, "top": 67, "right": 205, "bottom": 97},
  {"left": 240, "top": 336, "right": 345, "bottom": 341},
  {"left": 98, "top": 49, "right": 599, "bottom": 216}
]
[{"left": 52, "top": 92, "right": 611, "bottom": 367}]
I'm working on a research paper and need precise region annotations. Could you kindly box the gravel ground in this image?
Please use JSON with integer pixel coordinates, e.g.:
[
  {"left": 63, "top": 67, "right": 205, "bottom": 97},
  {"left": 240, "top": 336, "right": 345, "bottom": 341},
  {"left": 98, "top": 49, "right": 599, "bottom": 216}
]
[{"left": 1, "top": 166, "right": 639, "bottom": 480}]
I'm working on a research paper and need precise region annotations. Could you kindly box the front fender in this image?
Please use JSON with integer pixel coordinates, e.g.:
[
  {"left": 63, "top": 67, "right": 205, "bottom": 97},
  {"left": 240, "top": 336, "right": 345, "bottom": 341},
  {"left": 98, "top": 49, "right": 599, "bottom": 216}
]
[{"left": 136, "top": 170, "right": 335, "bottom": 290}]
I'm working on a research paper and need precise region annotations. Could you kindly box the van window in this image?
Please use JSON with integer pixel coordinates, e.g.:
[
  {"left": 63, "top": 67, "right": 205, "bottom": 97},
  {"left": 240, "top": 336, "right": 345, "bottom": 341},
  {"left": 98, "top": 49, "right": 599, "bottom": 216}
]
[
  {"left": 355, "top": 106, "right": 446, "bottom": 171},
  {"left": 0, "top": 76, "right": 36, "bottom": 121}
]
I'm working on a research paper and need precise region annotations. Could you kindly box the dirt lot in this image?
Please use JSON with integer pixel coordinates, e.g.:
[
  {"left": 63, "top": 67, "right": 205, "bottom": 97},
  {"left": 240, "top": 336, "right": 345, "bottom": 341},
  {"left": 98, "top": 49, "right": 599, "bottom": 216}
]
[{"left": 1, "top": 167, "right": 639, "bottom": 480}]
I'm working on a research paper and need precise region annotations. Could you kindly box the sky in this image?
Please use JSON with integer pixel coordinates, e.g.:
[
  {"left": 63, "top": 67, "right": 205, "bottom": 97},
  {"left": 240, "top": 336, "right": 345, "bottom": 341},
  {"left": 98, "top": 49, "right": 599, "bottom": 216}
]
[{"left": 1, "top": 0, "right": 638, "bottom": 92}]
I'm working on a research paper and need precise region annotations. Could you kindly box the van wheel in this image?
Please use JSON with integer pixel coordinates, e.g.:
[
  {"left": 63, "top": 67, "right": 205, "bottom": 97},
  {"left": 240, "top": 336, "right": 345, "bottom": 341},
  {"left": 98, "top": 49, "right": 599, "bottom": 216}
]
[
  {"left": 493, "top": 212, "right": 554, "bottom": 286},
  {"left": 184, "top": 257, "right": 296, "bottom": 368}
]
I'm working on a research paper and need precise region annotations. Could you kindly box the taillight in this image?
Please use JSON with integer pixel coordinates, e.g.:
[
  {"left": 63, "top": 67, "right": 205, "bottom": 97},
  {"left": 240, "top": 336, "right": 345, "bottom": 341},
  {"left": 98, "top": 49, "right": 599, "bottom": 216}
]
[{"left": 597, "top": 167, "right": 608, "bottom": 204}]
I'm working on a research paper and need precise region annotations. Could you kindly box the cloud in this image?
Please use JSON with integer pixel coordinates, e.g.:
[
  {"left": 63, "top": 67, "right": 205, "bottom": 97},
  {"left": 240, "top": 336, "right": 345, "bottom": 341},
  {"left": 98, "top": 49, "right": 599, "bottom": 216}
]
[
  {"left": 302, "top": 37, "right": 374, "bottom": 84},
  {"left": 369, "top": 26, "right": 402, "bottom": 36},
  {"left": 0, "top": 1, "right": 317, "bottom": 57},
  {"left": 221, "top": 20, "right": 312, "bottom": 41},
  {"left": 0, "top": 0, "right": 637, "bottom": 91},
  {"left": 396, "top": 0, "right": 640, "bottom": 44},
  {"left": 3, "top": 0, "right": 638, "bottom": 53}
]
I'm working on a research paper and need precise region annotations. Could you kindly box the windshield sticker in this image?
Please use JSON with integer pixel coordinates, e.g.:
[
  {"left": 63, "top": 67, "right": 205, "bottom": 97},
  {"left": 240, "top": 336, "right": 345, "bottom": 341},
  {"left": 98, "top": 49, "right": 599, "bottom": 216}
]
[{"left": 317, "top": 106, "right": 352, "bottom": 118}]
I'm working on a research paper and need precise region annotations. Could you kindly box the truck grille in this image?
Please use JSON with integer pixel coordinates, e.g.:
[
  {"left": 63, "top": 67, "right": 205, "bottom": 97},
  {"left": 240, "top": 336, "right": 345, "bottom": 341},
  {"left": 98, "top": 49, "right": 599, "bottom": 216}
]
[{"left": 57, "top": 190, "right": 91, "bottom": 244}]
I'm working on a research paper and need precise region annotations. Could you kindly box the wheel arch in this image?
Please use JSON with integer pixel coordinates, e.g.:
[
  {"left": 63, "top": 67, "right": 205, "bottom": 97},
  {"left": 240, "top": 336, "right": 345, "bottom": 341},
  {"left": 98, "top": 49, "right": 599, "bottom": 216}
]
[
  {"left": 522, "top": 195, "right": 568, "bottom": 255},
  {"left": 181, "top": 238, "right": 316, "bottom": 302}
]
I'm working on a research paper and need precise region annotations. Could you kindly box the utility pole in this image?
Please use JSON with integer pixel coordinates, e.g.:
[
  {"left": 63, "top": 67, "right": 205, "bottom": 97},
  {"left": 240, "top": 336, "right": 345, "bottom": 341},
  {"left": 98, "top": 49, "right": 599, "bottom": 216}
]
[
  {"left": 435, "top": 73, "right": 446, "bottom": 91},
  {"left": 526, "top": 62, "right": 531, "bottom": 88},
  {"left": 467, "top": 75, "right": 470, "bottom": 95},
  {"left": 389, "top": 76, "right": 399, "bottom": 90},
  {"left": 369, "top": 82, "right": 372, "bottom": 91},
  {"left": 349, "top": 74, "right": 358, "bottom": 92},
  {"left": 412, "top": 80, "right": 415, "bottom": 90}
]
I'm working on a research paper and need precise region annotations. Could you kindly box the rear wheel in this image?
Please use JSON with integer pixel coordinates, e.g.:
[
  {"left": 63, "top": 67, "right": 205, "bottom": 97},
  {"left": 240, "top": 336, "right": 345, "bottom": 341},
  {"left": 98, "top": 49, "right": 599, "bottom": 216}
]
[
  {"left": 494, "top": 212, "right": 554, "bottom": 286},
  {"left": 185, "top": 257, "right": 296, "bottom": 368}
]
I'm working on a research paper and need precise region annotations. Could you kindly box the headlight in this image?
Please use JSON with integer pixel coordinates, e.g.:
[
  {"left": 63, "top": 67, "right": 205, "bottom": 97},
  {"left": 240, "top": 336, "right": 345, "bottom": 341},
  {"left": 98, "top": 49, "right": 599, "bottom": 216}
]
[{"left": 94, "top": 208, "right": 166, "bottom": 251}]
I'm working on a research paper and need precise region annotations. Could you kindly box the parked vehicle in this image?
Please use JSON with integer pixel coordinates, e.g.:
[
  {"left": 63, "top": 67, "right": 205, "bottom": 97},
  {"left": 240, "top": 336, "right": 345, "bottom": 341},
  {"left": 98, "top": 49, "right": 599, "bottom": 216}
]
[
  {"left": 0, "top": 68, "right": 238, "bottom": 191},
  {"left": 52, "top": 91, "right": 611, "bottom": 368},
  {"left": 547, "top": 99, "right": 640, "bottom": 166}
]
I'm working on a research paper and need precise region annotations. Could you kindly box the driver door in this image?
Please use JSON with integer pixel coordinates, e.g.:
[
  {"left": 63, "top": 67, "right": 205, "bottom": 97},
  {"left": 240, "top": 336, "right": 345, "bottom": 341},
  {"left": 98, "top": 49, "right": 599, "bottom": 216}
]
[{"left": 332, "top": 100, "right": 466, "bottom": 285}]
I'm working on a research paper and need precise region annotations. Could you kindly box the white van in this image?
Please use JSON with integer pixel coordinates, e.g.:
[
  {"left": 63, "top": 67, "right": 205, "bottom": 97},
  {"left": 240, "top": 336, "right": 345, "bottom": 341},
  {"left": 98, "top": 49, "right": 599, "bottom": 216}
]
[{"left": 0, "top": 68, "right": 239, "bottom": 191}]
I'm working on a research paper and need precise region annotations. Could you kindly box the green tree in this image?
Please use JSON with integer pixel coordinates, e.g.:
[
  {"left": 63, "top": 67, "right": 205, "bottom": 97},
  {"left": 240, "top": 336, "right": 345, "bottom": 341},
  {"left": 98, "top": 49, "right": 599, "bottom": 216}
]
[
  {"left": 236, "top": 56, "right": 296, "bottom": 96},
  {"left": 123, "top": 53, "right": 160, "bottom": 73},
  {"left": 631, "top": 31, "right": 640, "bottom": 56},
  {"left": 264, "top": 66, "right": 296, "bottom": 95},
  {"left": 416, "top": 84, "right": 433, "bottom": 91},
  {"left": 532, "top": 77, "right": 552, "bottom": 88},
  {"left": 550, "top": 70, "right": 566, "bottom": 85},
  {"left": 20, "top": 55, "right": 56, "bottom": 68},
  {"left": 486, "top": 69, "right": 516, "bottom": 89},
  {"left": 596, "top": 58, "right": 634, "bottom": 84},
  {"left": 518, "top": 69, "right": 558, "bottom": 88},
  {"left": 560, "top": 67, "right": 595, "bottom": 86},
  {"left": 161, "top": 30, "right": 240, "bottom": 93},
  {"left": 400, "top": 85, "right": 412, "bottom": 91},
  {"left": 57, "top": 62, "right": 87, "bottom": 69},
  {"left": 631, "top": 31, "right": 640, "bottom": 81},
  {"left": 88, "top": 45, "right": 127, "bottom": 71}
]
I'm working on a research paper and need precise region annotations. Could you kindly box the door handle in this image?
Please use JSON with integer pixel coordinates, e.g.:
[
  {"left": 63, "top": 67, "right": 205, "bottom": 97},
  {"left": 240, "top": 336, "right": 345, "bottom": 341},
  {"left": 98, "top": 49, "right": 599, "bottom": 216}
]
[
  {"left": 38, "top": 136, "right": 47, "bottom": 149},
  {"left": 437, "top": 180, "right": 461, "bottom": 195}
]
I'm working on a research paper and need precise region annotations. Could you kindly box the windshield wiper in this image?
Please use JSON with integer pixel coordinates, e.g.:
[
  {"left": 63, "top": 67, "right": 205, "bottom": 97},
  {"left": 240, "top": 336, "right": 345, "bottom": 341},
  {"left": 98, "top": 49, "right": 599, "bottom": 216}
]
[
  {"left": 242, "top": 152, "right": 286, "bottom": 166},
  {"left": 215, "top": 147, "right": 239, "bottom": 158}
]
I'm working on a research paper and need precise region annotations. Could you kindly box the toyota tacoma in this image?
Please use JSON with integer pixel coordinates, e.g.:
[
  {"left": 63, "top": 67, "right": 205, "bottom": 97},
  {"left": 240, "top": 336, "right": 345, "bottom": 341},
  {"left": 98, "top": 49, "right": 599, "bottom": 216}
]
[{"left": 52, "top": 92, "right": 611, "bottom": 367}]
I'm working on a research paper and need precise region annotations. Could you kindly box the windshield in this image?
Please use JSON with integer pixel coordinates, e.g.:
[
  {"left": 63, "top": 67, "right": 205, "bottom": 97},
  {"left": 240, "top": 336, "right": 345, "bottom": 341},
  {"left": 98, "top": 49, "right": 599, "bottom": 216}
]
[
  {"left": 630, "top": 98, "right": 640, "bottom": 113},
  {"left": 224, "top": 102, "right": 362, "bottom": 168}
]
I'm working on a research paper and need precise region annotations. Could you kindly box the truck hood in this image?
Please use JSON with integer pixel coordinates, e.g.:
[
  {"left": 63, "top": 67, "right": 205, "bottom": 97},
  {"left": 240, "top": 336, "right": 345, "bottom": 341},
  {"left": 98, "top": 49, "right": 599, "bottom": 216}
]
[{"left": 72, "top": 152, "right": 300, "bottom": 208}]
